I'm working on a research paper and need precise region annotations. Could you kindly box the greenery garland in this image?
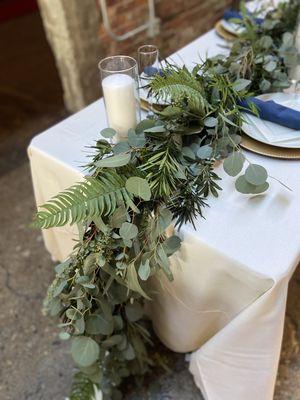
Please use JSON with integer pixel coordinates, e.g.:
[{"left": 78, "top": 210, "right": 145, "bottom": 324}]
[{"left": 32, "top": 2, "right": 299, "bottom": 399}]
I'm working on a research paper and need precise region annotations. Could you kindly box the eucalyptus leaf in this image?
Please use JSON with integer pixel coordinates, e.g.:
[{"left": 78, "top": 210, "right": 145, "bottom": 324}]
[
  {"left": 128, "top": 129, "right": 146, "bottom": 148},
  {"left": 182, "top": 146, "right": 196, "bottom": 160},
  {"left": 197, "top": 145, "right": 212, "bottom": 159},
  {"left": 55, "top": 259, "right": 71, "bottom": 275},
  {"left": 156, "top": 208, "right": 173, "bottom": 235},
  {"left": 66, "top": 308, "right": 81, "bottom": 320},
  {"left": 71, "top": 337, "right": 100, "bottom": 367},
  {"left": 85, "top": 314, "right": 113, "bottom": 335},
  {"left": 126, "top": 263, "right": 150, "bottom": 300},
  {"left": 125, "top": 303, "right": 144, "bottom": 322},
  {"left": 157, "top": 244, "right": 173, "bottom": 281},
  {"left": 245, "top": 164, "right": 268, "bottom": 185},
  {"left": 282, "top": 32, "right": 294, "bottom": 48},
  {"left": 74, "top": 318, "right": 85, "bottom": 335},
  {"left": 97, "top": 254, "right": 106, "bottom": 267},
  {"left": 113, "top": 315, "right": 124, "bottom": 331},
  {"left": 123, "top": 238, "right": 133, "bottom": 247},
  {"left": 204, "top": 117, "right": 218, "bottom": 128},
  {"left": 102, "top": 335, "right": 123, "bottom": 348},
  {"left": 223, "top": 151, "right": 245, "bottom": 177},
  {"left": 235, "top": 175, "right": 269, "bottom": 194},
  {"left": 113, "top": 141, "right": 130, "bottom": 154},
  {"left": 138, "top": 259, "right": 151, "bottom": 281},
  {"left": 53, "top": 280, "right": 67, "bottom": 297},
  {"left": 48, "top": 298, "right": 62, "bottom": 316},
  {"left": 95, "top": 153, "right": 131, "bottom": 168},
  {"left": 101, "top": 128, "right": 116, "bottom": 139},
  {"left": 119, "top": 222, "right": 138, "bottom": 240},
  {"left": 110, "top": 206, "right": 128, "bottom": 229},
  {"left": 165, "top": 235, "right": 181, "bottom": 255},
  {"left": 135, "top": 118, "right": 156, "bottom": 134},
  {"left": 83, "top": 253, "right": 97, "bottom": 274},
  {"left": 259, "top": 79, "right": 271, "bottom": 91},
  {"left": 123, "top": 343, "right": 135, "bottom": 360},
  {"left": 125, "top": 177, "right": 151, "bottom": 201},
  {"left": 259, "top": 35, "right": 273, "bottom": 49},
  {"left": 232, "top": 78, "right": 251, "bottom": 92},
  {"left": 82, "top": 283, "right": 96, "bottom": 289},
  {"left": 144, "top": 126, "right": 166, "bottom": 133},
  {"left": 59, "top": 332, "right": 70, "bottom": 340},
  {"left": 264, "top": 60, "right": 277, "bottom": 72}
]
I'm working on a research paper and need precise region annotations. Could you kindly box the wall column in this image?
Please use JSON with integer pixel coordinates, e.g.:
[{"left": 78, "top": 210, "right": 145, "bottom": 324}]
[{"left": 37, "top": 0, "right": 102, "bottom": 112}]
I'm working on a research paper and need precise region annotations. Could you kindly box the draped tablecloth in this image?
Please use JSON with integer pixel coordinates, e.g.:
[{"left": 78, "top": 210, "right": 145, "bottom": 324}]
[{"left": 28, "top": 28, "right": 300, "bottom": 400}]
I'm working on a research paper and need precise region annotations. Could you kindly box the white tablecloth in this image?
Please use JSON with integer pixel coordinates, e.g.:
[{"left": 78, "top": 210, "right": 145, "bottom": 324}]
[{"left": 28, "top": 28, "right": 300, "bottom": 400}]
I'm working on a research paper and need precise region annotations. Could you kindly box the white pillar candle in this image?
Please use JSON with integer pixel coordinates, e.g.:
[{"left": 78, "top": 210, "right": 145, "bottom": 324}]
[{"left": 102, "top": 73, "right": 137, "bottom": 138}]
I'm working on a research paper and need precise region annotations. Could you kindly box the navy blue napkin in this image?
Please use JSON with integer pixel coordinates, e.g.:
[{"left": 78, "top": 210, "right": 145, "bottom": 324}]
[
  {"left": 239, "top": 97, "right": 300, "bottom": 130},
  {"left": 223, "top": 9, "right": 264, "bottom": 25},
  {"left": 143, "top": 66, "right": 164, "bottom": 77}
]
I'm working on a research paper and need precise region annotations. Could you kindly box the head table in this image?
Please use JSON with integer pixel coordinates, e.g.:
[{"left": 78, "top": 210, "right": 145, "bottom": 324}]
[{"left": 28, "top": 26, "right": 300, "bottom": 400}]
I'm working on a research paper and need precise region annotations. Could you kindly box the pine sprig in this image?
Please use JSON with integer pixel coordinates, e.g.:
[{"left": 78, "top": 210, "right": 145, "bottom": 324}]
[{"left": 140, "top": 140, "right": 182, "bottom": 198}]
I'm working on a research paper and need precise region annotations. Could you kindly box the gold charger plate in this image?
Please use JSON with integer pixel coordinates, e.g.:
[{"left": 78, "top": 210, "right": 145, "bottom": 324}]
[
  {"left": 241, "top": 134, "right": 300, "bottom": 159},
  {"left": 141, "top": 99, "right": 164, "bottom": 112},
  {"left": 215, "top": 20, "right": 238, "bottom": 42}
]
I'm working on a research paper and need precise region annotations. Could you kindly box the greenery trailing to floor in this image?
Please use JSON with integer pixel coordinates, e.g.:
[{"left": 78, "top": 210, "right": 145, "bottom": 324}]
[{"left": 32, "top": 2, "right": 299, "bottom": 399}]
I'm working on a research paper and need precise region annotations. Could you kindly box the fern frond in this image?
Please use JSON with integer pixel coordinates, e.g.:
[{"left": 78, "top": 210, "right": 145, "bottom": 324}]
[
  {"left": 33, "top": 171, "right": 137, "bottom": 229},
  {"left": 150, "top": 66, "right": 211, "bottom": 115}
]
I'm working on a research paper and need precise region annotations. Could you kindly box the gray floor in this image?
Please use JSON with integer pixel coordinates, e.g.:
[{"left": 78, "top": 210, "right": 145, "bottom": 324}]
[{"left": 0, "top": 10, "right": 299, "bottom": 400}]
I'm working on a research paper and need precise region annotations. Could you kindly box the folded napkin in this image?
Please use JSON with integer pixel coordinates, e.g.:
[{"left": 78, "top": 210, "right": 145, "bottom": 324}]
[
  {"left": 239, "top": 97, "right": 300, "bottom": 130},
  {"left": 223, "top": 9, "right": 264, "bottom": 25}
]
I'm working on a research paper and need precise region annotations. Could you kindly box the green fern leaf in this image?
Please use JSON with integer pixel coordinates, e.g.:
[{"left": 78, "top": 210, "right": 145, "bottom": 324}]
[
  {"left": 32, "top": 171, "right": 138, "bottom": 229},
  {"left": 150, "top": 67, "right": 211, "bottom": 114}
]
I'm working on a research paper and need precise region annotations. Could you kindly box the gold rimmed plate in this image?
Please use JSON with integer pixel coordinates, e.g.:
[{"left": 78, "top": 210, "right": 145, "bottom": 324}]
[
  {"left": 140, "top": 99, "right": 165, "bottom": 113},
  {"left": 241, "top": 134, "right": 300, "bottom": 159},
  {"left": 215, "top": 20, "right": 238, "bottom": 42}
]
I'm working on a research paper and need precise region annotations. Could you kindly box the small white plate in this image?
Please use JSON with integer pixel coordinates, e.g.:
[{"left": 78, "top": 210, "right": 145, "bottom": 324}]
[
  {"left": 220, "top": 19, "right": 245, "bottom": 36},
  {"left": 242, "top": 93, "right": 300, "bottom": 149}
]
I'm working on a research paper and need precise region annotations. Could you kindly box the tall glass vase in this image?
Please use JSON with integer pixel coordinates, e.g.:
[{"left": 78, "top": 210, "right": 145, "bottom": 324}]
[{"left": 99, "top": 56, "right": 141, "bottom": 139}]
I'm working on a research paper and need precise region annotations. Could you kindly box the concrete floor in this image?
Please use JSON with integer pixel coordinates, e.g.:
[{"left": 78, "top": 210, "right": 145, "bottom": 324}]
[{"left": 0, "top": 11, "right": 299, "bottom": 400}]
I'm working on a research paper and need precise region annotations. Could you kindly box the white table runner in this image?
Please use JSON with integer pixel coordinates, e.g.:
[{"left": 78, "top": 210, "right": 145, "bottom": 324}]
[{"left": 28, "top": 28, "right": 300, "bottom": 400}]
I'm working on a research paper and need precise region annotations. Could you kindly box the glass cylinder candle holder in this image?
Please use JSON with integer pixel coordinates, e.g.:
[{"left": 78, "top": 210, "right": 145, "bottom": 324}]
[
  {"left": 138, "top": 45, "right": 159, "bottom": 116},
  {"left": 99, "top": 56, "right": 141, "bottom": 139}
]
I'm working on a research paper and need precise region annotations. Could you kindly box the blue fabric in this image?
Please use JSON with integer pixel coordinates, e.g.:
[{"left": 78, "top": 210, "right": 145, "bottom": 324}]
[
  {"left": 143, "top": 66, "right": 164, "bottom": 77},
  {"left": 223, "top": 9, "right": 264, "bottom": 25},
  {"left": 239, "top": 97, "right": 300, "bottom": 130}
]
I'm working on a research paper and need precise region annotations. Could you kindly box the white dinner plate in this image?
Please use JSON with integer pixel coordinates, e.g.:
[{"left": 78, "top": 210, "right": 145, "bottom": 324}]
[{"left": 241, "top": 93, "right": 300, "bottom": 149}]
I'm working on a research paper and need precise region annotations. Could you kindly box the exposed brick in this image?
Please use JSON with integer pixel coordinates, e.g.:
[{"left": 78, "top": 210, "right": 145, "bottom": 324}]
[{"left": 98, "top": 0, "right": 232, "bottom": 61}]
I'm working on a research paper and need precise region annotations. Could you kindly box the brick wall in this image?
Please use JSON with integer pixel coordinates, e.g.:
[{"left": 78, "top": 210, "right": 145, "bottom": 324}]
[{"left": 98, "top": 0, "right": 233, "bottom": 60}]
